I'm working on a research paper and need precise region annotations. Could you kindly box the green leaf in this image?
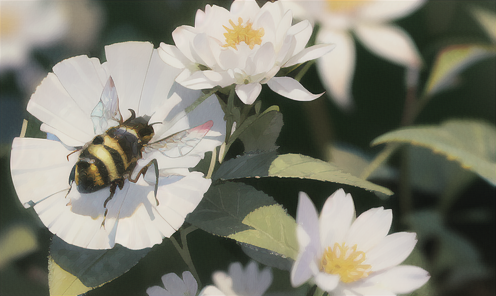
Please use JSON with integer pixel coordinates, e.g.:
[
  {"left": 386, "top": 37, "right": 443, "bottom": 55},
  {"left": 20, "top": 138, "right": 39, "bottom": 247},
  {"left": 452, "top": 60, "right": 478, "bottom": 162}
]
[
  {"left": 212, "top": 151, "right": 279, "bottom": 181},
  {"left": 48, "top": 257, "right": 92, "bottom": 296},
  {"left": 226, "top": 106, "right": 280, "bottom": 152},
  {"left": 372, "top": 120, "right": 496, "bottom": 186},
  {"left": 186, "top": 182, "right": 277, "bottom": 237},
  {"left": 327, "top": 144, "right": 395, "bottom": 181},
  {"left": 240, "top": 243, "right": 293, "bottom": 271},
  {"left": 50, "top": 235, "right": 151, "bottom": 288},
  {"left": 268, "top": 154, "right": 394, "bottom": 195},
  {"left": 471, "top": 6, "right": 496, "bottom": 42},
  {"left": 423, "top": 44, "right": 496, "bottom": 97},
  {"left": 238, "top": 107, "right": 283, "bottom": 152},
  {"left": 228, "top": 204, "right": 299, "bottom": 260}
]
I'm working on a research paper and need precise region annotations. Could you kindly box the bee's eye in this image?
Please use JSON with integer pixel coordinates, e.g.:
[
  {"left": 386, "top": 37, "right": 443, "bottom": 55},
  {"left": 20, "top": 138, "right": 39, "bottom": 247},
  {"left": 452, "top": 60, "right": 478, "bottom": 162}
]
[{"left": 92, "top": 136, "right": 104, "bottom": 145}]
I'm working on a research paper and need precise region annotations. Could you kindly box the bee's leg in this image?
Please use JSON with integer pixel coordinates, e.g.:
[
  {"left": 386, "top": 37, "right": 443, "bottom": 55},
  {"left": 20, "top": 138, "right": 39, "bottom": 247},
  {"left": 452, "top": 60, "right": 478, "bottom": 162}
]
[
  {"left": 65, "top": 165, "right": 76, "bottom": 205},
  {"left": 101, "top": 179, "right": 125, "bottom": 228},
  {"left": 129, "top": 159, "right": 160, "bottom": 206}
]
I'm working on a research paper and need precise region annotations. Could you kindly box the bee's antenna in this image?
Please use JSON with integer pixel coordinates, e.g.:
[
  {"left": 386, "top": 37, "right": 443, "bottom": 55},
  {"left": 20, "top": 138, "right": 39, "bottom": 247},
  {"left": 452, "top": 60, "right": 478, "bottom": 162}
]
[{"left": 149, "top": 122, "right": 162, "bottom": 126}]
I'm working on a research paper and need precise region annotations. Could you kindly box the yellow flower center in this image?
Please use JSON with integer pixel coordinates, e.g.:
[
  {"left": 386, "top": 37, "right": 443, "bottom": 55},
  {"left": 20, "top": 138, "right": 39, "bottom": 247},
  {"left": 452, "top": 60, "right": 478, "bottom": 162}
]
[
  {"left": 326, "top": 0, "right": 368, "bottom": 13},
  {"left": 223, "top": 17, "right": 264, "bottom": 50},
  {"left": 320, "top": 242, "right": 372, "bottom": 283},
  {"left": 0, "top": 8, "right": 20, "bottom": 38}
]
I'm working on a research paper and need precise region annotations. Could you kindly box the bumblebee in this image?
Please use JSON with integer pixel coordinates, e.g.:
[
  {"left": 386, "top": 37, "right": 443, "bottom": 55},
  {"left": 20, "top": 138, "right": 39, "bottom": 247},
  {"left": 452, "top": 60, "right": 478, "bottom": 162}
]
[{"left": 67, "top": 77, "right": 213, "bottom": 225}]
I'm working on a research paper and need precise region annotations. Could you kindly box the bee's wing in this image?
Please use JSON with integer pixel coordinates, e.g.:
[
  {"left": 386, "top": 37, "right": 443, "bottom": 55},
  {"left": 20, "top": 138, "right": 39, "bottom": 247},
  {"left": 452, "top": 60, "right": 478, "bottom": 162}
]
[
  {"left": 91, "top": 76, "right": 122, "bottom": 135},
  {"left": 145, "top": 120, "right": 214, "bottom": 158}
]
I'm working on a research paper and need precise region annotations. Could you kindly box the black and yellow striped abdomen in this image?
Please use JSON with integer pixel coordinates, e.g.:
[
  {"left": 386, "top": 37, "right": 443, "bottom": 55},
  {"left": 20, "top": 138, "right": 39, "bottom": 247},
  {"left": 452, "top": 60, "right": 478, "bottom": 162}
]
[{"left": 73, "top": 116, "right": 153, "bottom": 193}]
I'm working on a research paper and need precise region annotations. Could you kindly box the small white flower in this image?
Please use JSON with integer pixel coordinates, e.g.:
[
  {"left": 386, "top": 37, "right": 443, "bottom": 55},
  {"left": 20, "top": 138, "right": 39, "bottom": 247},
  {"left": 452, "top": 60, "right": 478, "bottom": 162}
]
[
  {"left": 147, "top": 271, "right": 198, "bottom": 296},
  {"left": 291, "top": 189, "right": 430, "bottom": 295},
  {"left": 159, "top": 0, "right": 334, "bottom": 105},
  {"left": 10, "top": 41, "right": 226, "bottom": 250},
  {"left": 279, "top": 0, "right": 424, "bottom": 109},
  {"left": 199, "top": 261, "right": 272, "bottom": 296}
]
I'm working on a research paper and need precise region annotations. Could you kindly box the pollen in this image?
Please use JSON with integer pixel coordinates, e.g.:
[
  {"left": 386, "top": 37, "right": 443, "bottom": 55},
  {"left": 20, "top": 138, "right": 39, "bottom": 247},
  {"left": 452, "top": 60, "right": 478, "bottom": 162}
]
[
  {"left": 320, "top": 242, "right": 372, "bottom": 283},
  {"left": 326, "top": 0, "right": 367, "bottom": 13},
  {"left": 223, "top": 17, "right": 264, "bottom": 50}
]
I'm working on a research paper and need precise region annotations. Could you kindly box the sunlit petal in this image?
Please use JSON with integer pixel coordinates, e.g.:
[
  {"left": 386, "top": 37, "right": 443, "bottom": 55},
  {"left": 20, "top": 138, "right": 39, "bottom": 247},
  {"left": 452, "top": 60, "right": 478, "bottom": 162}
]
[
  {"left": 315, "top": 28, "right": 355, "bottom": 110},
  {"left": 267, "top": 76, "right": 323, "bottom": 101},
  {"left": 355, "top": 23, "right": 422, "bottom": 68}
]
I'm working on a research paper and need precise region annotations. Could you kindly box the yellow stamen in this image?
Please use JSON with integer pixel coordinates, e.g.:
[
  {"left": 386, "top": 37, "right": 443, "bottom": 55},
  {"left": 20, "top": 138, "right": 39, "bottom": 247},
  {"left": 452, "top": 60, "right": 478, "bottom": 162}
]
[
  {"left": 321, "top": 242, "right": 372, "bottom": 283},
  {"left": 326, "top": 0, "right": 368, "bottom": 13},
  {"left": 223, "top": 17, "right": 264, "bottom": 50}
]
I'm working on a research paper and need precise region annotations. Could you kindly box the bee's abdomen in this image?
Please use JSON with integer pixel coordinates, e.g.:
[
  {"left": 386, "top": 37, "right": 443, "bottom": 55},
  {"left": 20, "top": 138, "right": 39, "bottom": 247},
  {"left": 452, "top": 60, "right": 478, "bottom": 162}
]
[{"left": 75, "top": 141, "right": 128, "bottom": 193}]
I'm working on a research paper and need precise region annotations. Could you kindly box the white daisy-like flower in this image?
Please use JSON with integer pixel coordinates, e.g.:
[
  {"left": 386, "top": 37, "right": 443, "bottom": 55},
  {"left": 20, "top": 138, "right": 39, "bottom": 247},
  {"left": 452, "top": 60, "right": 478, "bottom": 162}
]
[
  {"left": 10, "top": 41, "right": 226, "bottom": 250},
  {"left": 291, "top": 189, "right": 430, "bottom": 295},
  {"left": 147, "top": 271, "right": 198, "bottom": 296},
  {"left": 199, "top": 261, "right": 273, "bottom": 296},
  {"left": 0, "top": 0, "right": 67, "bottom": 71},
  {"left": 279, "top": 0, "right": 424, "bottom": 109},
  {"left": 158, "top": 0, "right": 335, "bottom": 105}
]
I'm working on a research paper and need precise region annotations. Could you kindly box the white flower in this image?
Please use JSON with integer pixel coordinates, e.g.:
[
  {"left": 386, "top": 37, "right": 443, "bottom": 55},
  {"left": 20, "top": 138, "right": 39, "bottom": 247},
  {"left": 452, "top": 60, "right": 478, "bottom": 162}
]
[
  {"left": 10, "top": 41, "right": 226, "bottom": 250},
  {"left": 199, "top": 261, "right": 272, "bottom": 296},
  {"left": 279, "top": 0, "right": 424, "bottom": 110},
  {"left": 159, "top": 0, "right": 334, "bottom": 105},
  {"left": 0, "top": 0, "right": 67, "bottom": 71},
  {"left": 291, "top": 189, "right": 430, "bottom": 295},
  {"left": 147, "top": 271, "right": 198, "bottom": 296}
]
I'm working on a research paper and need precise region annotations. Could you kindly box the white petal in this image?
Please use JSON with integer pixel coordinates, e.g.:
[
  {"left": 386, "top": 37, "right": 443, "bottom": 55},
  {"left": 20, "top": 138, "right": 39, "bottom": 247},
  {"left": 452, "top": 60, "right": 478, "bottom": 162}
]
[
  {"left": 158, "top": 43, "right": 192, "bottom": 69},
  {"left": 235, "top": 83, "right": 262, "bottom": 105},
  {"left": 345, "top": 207, "right": 392, "bottom": 252},
  {"left": 27, "top": 72, "right": 95, "bottom": 146},
  {"left": 182, "top": 271, "right": 199, "bottom": 296},
  {"left": 10, "top": 138, "right": 75, "bottom": 208},
  {"left": 291, "top": 192, "right": 320, "bottom": 287},
  {"left": 355, "top": 23, "right": 422, "bottom": 68},
  {"left": 362, "top": 265, "right": 430, "bottom": 294},
  {"left": 198, "top": 285, "right": 226, "bottom": 296},
  {"left": 366, "top": 232, "right": 418, "bottom": 271},
  {"left": 212, "top": 271, "right": 235, "bottom": 295},
  {"left": 178, "top": 70, "right": 234, "bottom": 90},
  {"left": 146, "top": 285, "right": 168, "bottom": 296},
  {"left": 319, "top": 189, "right": 355, "bottom": 250},
  {"left": 40, "top": 183, "right": 111, "bottom": 249},
  {"left": 315, "top": 28, "right": 355, "bottom": 110},
  {"left": 172, "top": 26, "right": 199, "bottom": 64},
  {"left": 230, "top": 0, "right": 260, "bottom": 20},
  {"left": 286, "top": 20, "right": 313, "bottom": 57},
  {"left": 315, "top": 272, "right": 340, "bottom": 292},
  {"left": 193, "top": 33, "right": 217, "bottom": 69},
  {"left": 160, "top": 272, "right": 193, "bottom": 296},
  {"left": 252, "top": 42, "right": 276, "bottom": 76},
  {"left": 105, "top": 41, "right": 154, "bottom": 115},
  {"left": 284, "top": 43, "right": 335, "bottom": 68},
  {"left": 358, "top": 0, "right": 425, "bottom": 22},
  {"left": 267, "top": 76, "right": 323, "bottom": 101},
  {"left": 52, "top": 55, "right": 106, "bottom": 117},
  {"left": 139, "top": 49, "right": 182, "bottom": 116}
]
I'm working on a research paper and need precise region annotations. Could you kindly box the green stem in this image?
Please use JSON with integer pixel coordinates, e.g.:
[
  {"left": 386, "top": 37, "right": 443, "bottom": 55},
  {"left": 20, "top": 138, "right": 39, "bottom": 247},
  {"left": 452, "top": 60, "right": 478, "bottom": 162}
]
[
  {"left": 170, "top": 228, "right": 202, "bottom": 288},
  {"left": 185, "top": 87, "right": 220, "bottom": 114},
  {"left": 295, "top": 60, "right": 315, "bottom": 82},
  {"left": 224, "top": 87, "right": 236, "bottom": 145},
  {"left": 312, "top": 286, "right": 326, "bottom": 296},
  {"left": 360, "top": 143, "right": 399, "bottom": 180}
]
